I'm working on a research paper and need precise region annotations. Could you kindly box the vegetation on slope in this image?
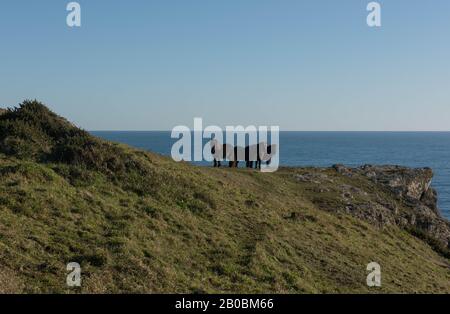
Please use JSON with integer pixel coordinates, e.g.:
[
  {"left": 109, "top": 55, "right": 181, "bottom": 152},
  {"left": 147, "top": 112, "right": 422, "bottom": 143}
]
[{"left": 0, "top": 101, "right": 449, "bottom": 293}]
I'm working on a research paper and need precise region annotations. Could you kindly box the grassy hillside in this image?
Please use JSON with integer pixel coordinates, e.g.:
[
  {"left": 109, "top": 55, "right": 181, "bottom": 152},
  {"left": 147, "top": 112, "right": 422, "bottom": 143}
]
[{"left": 0, "top": 101, "right": 449, "bottom": 293}]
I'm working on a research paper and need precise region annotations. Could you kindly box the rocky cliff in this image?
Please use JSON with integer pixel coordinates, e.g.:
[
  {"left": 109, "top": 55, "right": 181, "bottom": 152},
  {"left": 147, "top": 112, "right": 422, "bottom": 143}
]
[{"left": 332, "top": 164, "right": 450, "bottom": 251}]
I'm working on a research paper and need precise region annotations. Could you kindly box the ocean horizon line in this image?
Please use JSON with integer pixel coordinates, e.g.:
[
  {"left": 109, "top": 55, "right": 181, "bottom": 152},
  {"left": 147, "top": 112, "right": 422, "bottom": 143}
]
[{"left": 90, "top": 130, "right": 450, "bottom": 133}]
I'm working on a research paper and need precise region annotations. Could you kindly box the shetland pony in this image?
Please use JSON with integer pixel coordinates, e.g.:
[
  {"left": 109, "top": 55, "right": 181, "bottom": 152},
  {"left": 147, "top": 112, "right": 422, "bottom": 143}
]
[
  {"left": 210, "top": 139, "right": 277, "bottom": 169},
  {"left": 210, "top": 139, "right": 234, "bottom": 167}
]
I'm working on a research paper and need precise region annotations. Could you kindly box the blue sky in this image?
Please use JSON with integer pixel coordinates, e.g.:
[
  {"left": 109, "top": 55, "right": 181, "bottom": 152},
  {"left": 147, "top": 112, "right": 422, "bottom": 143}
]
[{"left": 0, "top": 0, "right": 449, "bottom": 131}]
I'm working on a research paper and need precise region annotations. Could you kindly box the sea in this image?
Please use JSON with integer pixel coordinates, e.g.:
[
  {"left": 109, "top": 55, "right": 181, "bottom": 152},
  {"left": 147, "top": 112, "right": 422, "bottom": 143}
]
[{"left": 91, "top": 131, "right": 450, "bottom": 220}]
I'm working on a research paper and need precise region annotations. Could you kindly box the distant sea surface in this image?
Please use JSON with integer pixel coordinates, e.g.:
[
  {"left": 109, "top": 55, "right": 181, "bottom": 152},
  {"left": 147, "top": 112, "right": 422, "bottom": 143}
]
[{"left": 91, "top": 131, "right": 450, "bottom": 219}]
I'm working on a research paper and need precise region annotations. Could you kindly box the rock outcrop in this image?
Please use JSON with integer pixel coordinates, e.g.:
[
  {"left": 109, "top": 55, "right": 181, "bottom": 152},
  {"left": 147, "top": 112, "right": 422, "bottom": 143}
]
[{"left": 333, "top": 164, "right": 450, "bottom": 250}]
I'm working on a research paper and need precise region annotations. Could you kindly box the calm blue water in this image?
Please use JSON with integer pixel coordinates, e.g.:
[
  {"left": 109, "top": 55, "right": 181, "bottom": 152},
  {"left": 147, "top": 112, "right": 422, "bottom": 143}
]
[{"left": 91, "top": 131, "right": 450, "bottom": 219}]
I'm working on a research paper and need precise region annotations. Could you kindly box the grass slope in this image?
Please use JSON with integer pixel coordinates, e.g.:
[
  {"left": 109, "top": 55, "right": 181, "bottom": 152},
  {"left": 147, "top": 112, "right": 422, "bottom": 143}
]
[{"left": 0, "top": 101, "right": 449, "bottom": 293}]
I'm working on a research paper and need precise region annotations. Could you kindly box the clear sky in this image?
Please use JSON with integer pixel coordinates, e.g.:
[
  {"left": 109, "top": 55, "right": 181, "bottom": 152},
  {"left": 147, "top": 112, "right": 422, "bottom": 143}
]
[{"left": 1, "top": 0, "right": 449, "bottom": 131}]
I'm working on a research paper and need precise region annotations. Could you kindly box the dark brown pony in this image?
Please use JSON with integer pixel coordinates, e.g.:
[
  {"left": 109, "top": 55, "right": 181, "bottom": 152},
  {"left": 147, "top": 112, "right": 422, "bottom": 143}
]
[{"left": 231, "top": 143, "right": 275, "bottom": 169}]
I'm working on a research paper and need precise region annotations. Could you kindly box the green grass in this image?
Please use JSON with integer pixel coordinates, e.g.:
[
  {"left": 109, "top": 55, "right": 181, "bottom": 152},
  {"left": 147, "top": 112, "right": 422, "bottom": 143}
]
[
  {"left": 0, "top": 101, "right": 449, "bottom": 293},
  {"left": 0, "top": 153, "right": 449, "bottom": 293}
]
